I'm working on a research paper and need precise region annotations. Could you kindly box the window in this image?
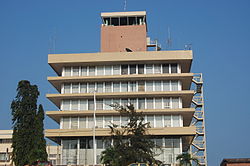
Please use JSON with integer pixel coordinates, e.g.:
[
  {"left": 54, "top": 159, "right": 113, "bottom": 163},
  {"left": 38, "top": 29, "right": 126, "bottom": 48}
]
[
  {"left": 113, "top": 116, "right": 120, "bottom": 127},
  {"left": 121, "top": 65, "right": 128, "bottom": 75},
  {"left": 171, "top": 64, "right": 178, "bottom": 73},
  {"left": 121, "top": 99, "right": 128, "bottom": 106},
  {"left": 128, "top": 17, "right": 136, "bottom": 25},
  {"left": 162, "top": 64, "right": 169, "bottom": 73},
  {"left": 80, "top": 138, "right": 87, "bottom": 148},
  {"left": 72, "top": 67, "right": 79, "bottom": 76},
  {"left": 129, "top": 98, "right": 137, "bottom": 108},
  {"left": 155, "top": 81, "right": 162, "bottom": 91},
  {"left": 71, "top": 117, "right": 78, "bottom": 129},
  {"left": 138, "top": 98, "right": 145, "bottom": 109},
  {"left": 173, "top": 116, "right": 180, "bottom": 127},
  {"left": 64, "top": 83, "right": 71, "bottom": 93},
  {"left": 97, "top": 139, "right": 103, "bottom": 149},
  {"left": 146, "top": 64, "right": 153, "bottom": 74},
  {"left": 113, "top": 99, "right": 120, "bottom": 106},
  {"left": 121, "top": 82, "right": 128, "bottom": 92},
  {"left": 105, "top": 82, "right": 112, "bottom": 93},
  {"left": 103, "top": 17, "right": 111, "bottom": 25},
  {"left": 71, "top": 100, "right": 78, "bottom": 110},
  {"left": 147, "top": 115, "right": 154, "bottom": 127},
  {"left": 146, "top": 81, "right": 153, "bottom": 91},
  {"left": 62, "top": 117, "right": 70, "bottom": 129},
  {"left": 104, "top": 99, "right": 112, "bottom": 110},
  {"left": 155, "top": 98, "right": 162, "bottom": 109},
  {"left": 138, "top": 81, "right": 145, "bottom": 91},
  {"left": 105, "top": 66, "right": 112, "bottom": 75},
  {"left": 146, "top": 98, "right": 154, "bottom": 109},
  {"left": 165, "top": 138, "right": 173, "bottom": 148},
  {"left": 172, "top": 97, "right": 179, "bottom": 109},
  {"left": 164, "top": 116, "right": 171, "bottom": 127},
  {"left": 138, "top": 64, "right": 144, "bottom": 74},
  {"left": 96, "top": 117, "right": 103, "bottom": 128},
  {"left": 97, "top": 83, "right": 103, "bottom": 93},
  {"left": 64, "top": 67, "right": 71, "bottom": 76},
  {"left": 130, "top": 64, "right": 136, "bottom": 74},
  {"left": 113, "top": 65, "right": 120, "bottom": 75},
  {"left": 163, "top": 81, "right": 170, "bottom": 91},
  {"left": 154, "top": 64, "right": 161, "bottom": 74},
  {"left": 97, "top": 66, "right": 104, "bottom": 75},
  {"left": 120, "top": 17, "right": 128, "bottom": 25},
  {"left": 155, "top": 138, "right": 163, "bottom": 147},
  {"left": 80, "top": 100, "right": 87, "bottom": 110},
  {"left": 88, "top": 117, "right": 94, "bottom": 128},
  {"left": 121, "top": 116, "right": 128, "bottom": 126},
  {"left": 113, "top": 82, "right": 120, "bottom": 92},
  {"left": 62, "top": 100, "right": 70, "bottom": 110},
  {"left": 129, "top": 82, "right": 136, "bottom": 92},
  {"left": 155, "top": 115, "right": 163, "bottom": 127},
  {"left": 80, "top": 83, "right": 87, "bottom": 93},
  {"left": 81, "top": 66, "right": 87, "bottom": 76},
  {"left": 96, "top": 99, "right": 103, "bottom": 110},
  {"left": 104, "top": 116, "right": 112, "bottom": 128},
  {"left": 111, "top": 17, "right": 119, "bottom": 26},
  {"left": 171, "top": 81, "right": 179, "bottom": 91},
  {"left": 163, "top": 98, "right": 170, "bottom": 109},
  {"left": 72, "top": 83, "right": 79, "bottom": 93},
  {"left": 88, "top": 100, "right": 94, "bottom": 110},
  {"left": 89, "top": 66, "right": 96, "bottom": 76},
  {"left": 88, "top": 83, "right": 95, "bottom": 93}
]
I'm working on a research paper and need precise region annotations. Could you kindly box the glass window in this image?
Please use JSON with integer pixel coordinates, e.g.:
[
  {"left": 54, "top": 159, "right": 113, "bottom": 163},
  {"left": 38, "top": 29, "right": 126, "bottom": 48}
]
[
  {"left": 154, "top": 64, "right": 161, "bottom": 74},
  {"left": 79, "top": 117, "right": 86, "bottom": 128},
  {"left": 64, "top": 67, "right": 71, "bottom": 76},
  {"left": 173, "top": 116, "right": 180, "bottom": 127},
  {"left": 111, "top": 17, "right": 119, "bottom": 26},
  {"left": 80, "top": 138, "right": 86, "bottom": 149},
  {"left": 162, "top": 64, "right": 169, "bottom": 73},
  {"left": 154, "top": 81, "right": 162, "bottom": 91},
  {"left": 71, "top": 100, "right": 78, "bottom": 110},
  {"left": 121, "top": 116, "right": 128, "bottom": 126},
  {"left": 120, "top": 17, "right": 128, "bottom": 25},
  {"left": 138, "top": 64, "right": 144, "bottom": 74},
  {"left": 97, "top": 82, "right": 103, "bottom": 93},
  {"left": 62, "top": 100, "right": 70, "bottom": 110},
  {"left": 113, "top": 82, "right": 120, "bottom": 92},
  {"left": 155, "top": 138, "right": 163, "bottom": 147},
  {"left": 72, "top": 83, "right": 79, "bottom": 93},
  {"left": 171, "top": 81, "right": 179, "bottom": 91},
  {"left": 147, "top": 115, "right": 154, "bottom": 128},
  {"left": 146, "top": 98, "right": 154, "bottom": 109},
  {"left": 105, "top": 82, "right": 112, "bottom": 93},
  {"left": 87, "top": 138, "right": 93, "bottom": 149},
  {"left": 164, "top": 116, "right": 171, "bottom": 127},
  {"left": 64, "top": 83, "right": 71, "bottom": 93},
  {"left": 89, "top": 66, "right": 96, "bottom": 76},
  {"left": 155, "top": 115, "right": 163, "bottom": 127},
  {"left": 96, "top": 99, "right": 103, "bottom": 110},
  {"left": 121, "top": 65, "right": 128, "bottom": 75},
  {"left": 173, "top": 138, "right": 180, "bottom": 148},
  {"left": 128, "top": 17, "right": 136, "bottom": 25},
  {"left": 88, "top": 117, "right": 94, "bottom": 128},
  {"left": 88, "top": 100, "right": 94, "bottom": 110},
  {"left": 121, "top": 82, "right": 128, "bottom": 92},
  {"left": 121, "top": 99, "right": 128, "bottom": 106},
  {"left": 113, "top": 116, "right": 120, "bottom": 127},
  {"left": 138, "top": 98, "right": 145, "bottom": 109},
  {"left": 155, "top": 98, "right": 162, "bottom": 109},
  {"left": 130, "top": 64, "right": 136, "bottom": 74},
  {"left": 113, "top": 99, "right": 120, "bottom": 106},
  {"left": 96, "top": 117, "right": 103, "bottom": 128},
  {"left": 172, "top": 97, "right": 180, "bottom": 109},
  {"left": 105, "top": 66, "right": 112, "bottom": 75},
  {"left": 88, "top": 83, "right": 95, "bottom": 93},
  {"left": 81, "top": 66, "right": 87, "bottom": 76},
  {"left": 113, "top": 65, "right": 120, "bottom": 75},
  {"left": 104, "top": 99, "right": 112, "bottom": 110},
  {"left": 146, "top": 81, "right": 153, "bottom": 91},
  {"left": 146, "top": 64, "right": 153, "bottom": 74},
  {"left": 129, "top": 98, "right": 137, "bottom": 109},
  {"left": 138, "top": 81, "right": 145, "bottom": 91},
  {"left": 104, "top": 116, "right": 112, "bottom": 128},
  {"left": 72, "top": 67, "right": 79, "bottom": 76},
  {"left": 165, "top": 138, "right": 173, "bottom": 148},
  {"left": 97, "top": 139, "right": 103, "bottom": 149},
  {"left": 80, "top": 100, "right": 87, "bottom": 110},
  {"left": 80, "top": 83, "right": 87, "bottom": 93},
  {"left": 71, "top": 117, "right": 78, "bottom": 129},
  {"left": 171, "top": 64, "right": 178, "bottom": 73},
  {"left": 62, "top": 117, "right": 70, "bottom": 129},
  {"left": 129, "top": 82, "right": 136, "bottom": 92},
  {"left": 97, "top": 66, "right": 104, "bottom": 75},
  {"left": 163, "top": 98, "right": 171, "bottom": 109},
  {"left": 163, "top": 81, "right": 170, "bottom": 91}
]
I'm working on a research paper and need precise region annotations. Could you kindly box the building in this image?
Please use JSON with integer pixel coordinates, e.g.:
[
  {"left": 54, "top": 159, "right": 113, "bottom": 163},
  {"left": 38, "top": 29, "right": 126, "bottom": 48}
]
[
  {"left": 45, "top": 11, "right": 207, "bottom": 165},
  {"left": 0, "top": 130, "right": 61, "bottom": 166},
  {"left": 220, "top": 158, "right": 250, "bottom": 166}
]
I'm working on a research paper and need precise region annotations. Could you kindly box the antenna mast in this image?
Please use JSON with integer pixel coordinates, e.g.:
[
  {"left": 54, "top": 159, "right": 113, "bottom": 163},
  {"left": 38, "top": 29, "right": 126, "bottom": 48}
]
[
  {"left": 167, "top": 26, "right": 172, "bottom": 49},
  {"left": 124, "top": 0, "right": 127, "bottom": 11}
]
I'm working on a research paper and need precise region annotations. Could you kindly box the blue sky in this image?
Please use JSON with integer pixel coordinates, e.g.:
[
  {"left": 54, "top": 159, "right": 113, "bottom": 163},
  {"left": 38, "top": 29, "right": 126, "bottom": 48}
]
[{"left": 0, "top": 0, "right": 250, "bottom": 165}]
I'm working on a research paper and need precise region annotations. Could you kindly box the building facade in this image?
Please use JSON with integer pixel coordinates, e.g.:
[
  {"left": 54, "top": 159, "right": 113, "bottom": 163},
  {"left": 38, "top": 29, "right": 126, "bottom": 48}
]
[{"left": 45, "top": 11, "right": 207, "bottom": 166}]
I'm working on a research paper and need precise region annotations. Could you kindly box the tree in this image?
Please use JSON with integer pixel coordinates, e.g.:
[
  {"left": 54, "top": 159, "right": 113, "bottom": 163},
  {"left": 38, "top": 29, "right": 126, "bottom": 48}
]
[
  {"left": 11, "top": 80, "right": 48, "bottom": 166},
  {"left": 101, "top": 104, "right": 162, "bottom": 166},
  {"left": 176, "top": 153, "right": 199, "bottom": 166}
]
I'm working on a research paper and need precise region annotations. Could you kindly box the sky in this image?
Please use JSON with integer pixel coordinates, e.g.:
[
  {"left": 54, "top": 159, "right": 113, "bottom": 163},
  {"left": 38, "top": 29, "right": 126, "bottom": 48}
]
[{"left": 0, "top": 0, "right": 250, "bottom": 165}]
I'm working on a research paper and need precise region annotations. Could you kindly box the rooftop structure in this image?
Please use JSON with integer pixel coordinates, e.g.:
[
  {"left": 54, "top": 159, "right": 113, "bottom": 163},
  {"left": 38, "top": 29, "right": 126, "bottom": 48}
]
[
  {"left": 220, "top": 158, "right": 250, "bottom": 166},
  {"left": 45, "top": 11, "right": 207, "bottom": 166}
]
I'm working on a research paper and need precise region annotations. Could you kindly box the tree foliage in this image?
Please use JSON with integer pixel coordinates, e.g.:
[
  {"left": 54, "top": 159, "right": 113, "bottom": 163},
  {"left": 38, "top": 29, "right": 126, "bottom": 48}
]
[
  {"left": 101, "top": 104, "right": 162, "bottom": 166},
  {"left": 11, "top": 80, "right": 48, "bottom": 166},
  {"left": 176, "top": 153, "right": 199, "bottom": 166}
]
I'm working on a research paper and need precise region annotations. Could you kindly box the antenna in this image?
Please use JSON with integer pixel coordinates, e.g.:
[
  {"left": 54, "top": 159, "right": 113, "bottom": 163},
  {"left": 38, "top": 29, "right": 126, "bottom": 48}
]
[
  {"left": 166, "top": 26, "right": 172, "bottom": 49},
  {"left": 124, "top": 0, "right": 127, "bottom": 11}
]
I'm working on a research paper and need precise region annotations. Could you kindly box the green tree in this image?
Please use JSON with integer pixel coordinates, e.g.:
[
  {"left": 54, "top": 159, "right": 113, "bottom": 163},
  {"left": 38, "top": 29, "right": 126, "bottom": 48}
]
[
  {"left": 11, "top": 80, "right": 48, "bottom": 166},
  {"left": 176, "top": 153, "right": 199, "bottom": 166},
  {"left": 101, "top": 104, "right": 162, "bottom": 166}
]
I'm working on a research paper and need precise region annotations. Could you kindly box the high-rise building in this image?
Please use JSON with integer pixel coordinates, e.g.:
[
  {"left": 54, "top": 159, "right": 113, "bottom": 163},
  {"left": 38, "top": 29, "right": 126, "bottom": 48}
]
[{"left": 45, "top": 11, "right": 207, "bottom": 166}]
